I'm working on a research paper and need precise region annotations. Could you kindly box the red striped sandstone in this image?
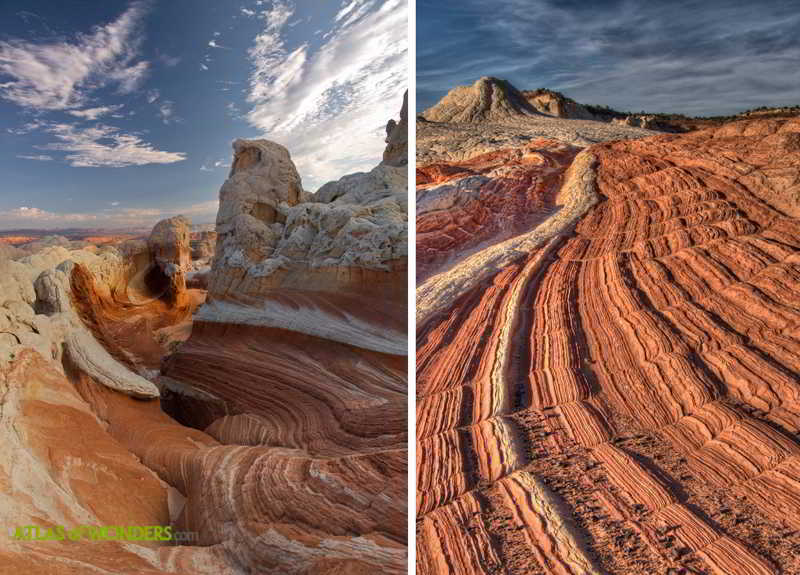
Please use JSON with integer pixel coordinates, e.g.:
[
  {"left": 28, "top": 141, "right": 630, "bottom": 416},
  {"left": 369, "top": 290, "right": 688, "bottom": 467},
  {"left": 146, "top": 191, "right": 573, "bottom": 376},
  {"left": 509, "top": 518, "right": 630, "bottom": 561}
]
[{"left": 417, "top": 116, "right": 800, "bottom": 573}]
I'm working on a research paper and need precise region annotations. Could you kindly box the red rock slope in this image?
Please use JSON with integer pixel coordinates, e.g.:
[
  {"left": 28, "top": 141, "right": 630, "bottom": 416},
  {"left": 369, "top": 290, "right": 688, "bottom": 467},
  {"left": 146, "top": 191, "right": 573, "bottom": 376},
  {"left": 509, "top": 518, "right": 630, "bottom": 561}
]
[
  {"left": 417, "top": 117, "right": 800, "bottom": 574},
  {"left": 0, "top": 97, "right": 407, "bottom": 574}
]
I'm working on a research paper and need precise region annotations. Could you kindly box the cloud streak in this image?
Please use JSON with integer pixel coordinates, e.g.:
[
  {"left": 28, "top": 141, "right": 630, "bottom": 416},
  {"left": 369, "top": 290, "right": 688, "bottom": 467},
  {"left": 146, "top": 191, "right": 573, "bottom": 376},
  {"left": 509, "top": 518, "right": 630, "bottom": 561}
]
[
  {"left": 67, "top": 105, "right": 124, "bottom": 121},
  {"left": 16, "top": 154, "right": 53, "bottom": 161},
  {"left": 35, "top": 122, "right": 186, "bottom": 167},
  {"left": 0, "top": 1, "right": 150, "bottom": 110},
  {"left": 246, "top": 0, "right": 407, "bottom": 189}
]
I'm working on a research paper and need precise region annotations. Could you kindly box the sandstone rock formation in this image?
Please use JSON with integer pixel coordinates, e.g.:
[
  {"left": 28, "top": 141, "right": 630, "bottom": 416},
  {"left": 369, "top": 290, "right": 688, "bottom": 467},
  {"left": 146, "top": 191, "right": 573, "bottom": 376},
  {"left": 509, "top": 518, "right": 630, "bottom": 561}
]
[
  {"left": 428, "top": 78, "right": 800, "bottom": 136},
  {"left": 0, "top": 93, "right": 407, "bottom": 574},
  {"left": 417, "top": 114, "right": 800, "bottom": 573},
  {"left": 422, "top": 77, "right": 540, "bottom": 123},
  {"left": 0, "top": 220, "right": 210, "bottom": 571},
  {"left": 164, "top": 96, "right": 408, "bottom": 572},
  {"left": 205, "top": 135, "right": 407, "bottom": 355},
  {"left": 158, "top": 132, "right": 408, "bottom": 571},
  {"left": 522, "top": 88, "right": 599, "bottom": 120},
  {"left": 146, "top": 215, "right": 191, "bottom": 305},
  {"left": 0, "top": 241, "right": 24, "bottom": 260},
  {"left": 384, "top": 90, "right": 409, "bottom": 166},
  {"left": 190, "top": 229, "right": 216, "bottom": 261},
  {"left": 417, "top": 85, "right": 653, "bottom": 166}
]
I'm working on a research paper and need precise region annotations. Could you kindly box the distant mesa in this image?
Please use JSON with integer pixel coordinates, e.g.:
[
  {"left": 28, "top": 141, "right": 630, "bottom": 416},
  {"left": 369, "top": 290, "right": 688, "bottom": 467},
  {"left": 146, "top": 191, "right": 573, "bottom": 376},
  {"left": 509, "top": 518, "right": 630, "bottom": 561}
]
[{"left": 422, "top": 77, "right": 800, "bottom": 133}]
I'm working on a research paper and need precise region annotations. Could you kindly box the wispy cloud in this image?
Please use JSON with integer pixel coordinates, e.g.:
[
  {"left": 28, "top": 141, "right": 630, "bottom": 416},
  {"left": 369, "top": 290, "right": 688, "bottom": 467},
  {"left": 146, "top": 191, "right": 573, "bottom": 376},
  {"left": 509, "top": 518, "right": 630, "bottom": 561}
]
[
  {"left": 157, "top": 100, "right": 179, "bottom": 124},
  {"left": 16, "top": 154, "right": 53, "bottom": 161},
  {"left": 246, "top": 0, "right": 407, "bottom": 189},
  {"left": 157, "top": 52, "right": 181, "bottom": 67},
  {"left": 200, "top": 158, "right": 230, "bottom": 171},
  {"left": 34, "top": 122, "right": 186, "bottom": 167},
  {"left": 67, "top": 105, "right": 124, "bottom": 121},
  {"left": 241, "top": 7, "right": 256, "bottom": 17},
  {"left": 0, "top": 1, "right": 150, "bottom": 110},
  {"left": 6, "top": 120, "right": 45, "bottom": 135}
]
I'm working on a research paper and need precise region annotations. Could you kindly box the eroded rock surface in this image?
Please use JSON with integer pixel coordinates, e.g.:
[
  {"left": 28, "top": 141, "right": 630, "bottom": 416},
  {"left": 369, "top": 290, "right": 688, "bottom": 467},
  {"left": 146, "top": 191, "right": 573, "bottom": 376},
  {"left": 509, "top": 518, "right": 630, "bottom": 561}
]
[
  {"left": 417, "top": 116, "right": 800, "bottom": 574},
  {"left": 384, "top": 90, "right": 409, "bottom": 166},
  {"left": 159, "top": 98, "right": 408, "bottom": 573},
  {"left": 1, "top": 93, "right": 407, "bottom": 574},
  {"left": 207, "top": 135, "right": 407, "bottom": 355},
  {"left": 417, "top": 80, "right": 653, "bottom": 167}
]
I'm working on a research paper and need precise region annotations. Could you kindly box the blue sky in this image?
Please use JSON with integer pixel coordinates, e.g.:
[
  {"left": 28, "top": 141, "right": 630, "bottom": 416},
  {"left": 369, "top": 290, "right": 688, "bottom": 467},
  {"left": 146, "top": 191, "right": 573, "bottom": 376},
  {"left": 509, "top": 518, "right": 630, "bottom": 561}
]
[
  {"left": 0, "top": 0, "right": 407, "bottom": 229},
  {"left": 418, "top": 0, "right": 800, "bottom": 117}
]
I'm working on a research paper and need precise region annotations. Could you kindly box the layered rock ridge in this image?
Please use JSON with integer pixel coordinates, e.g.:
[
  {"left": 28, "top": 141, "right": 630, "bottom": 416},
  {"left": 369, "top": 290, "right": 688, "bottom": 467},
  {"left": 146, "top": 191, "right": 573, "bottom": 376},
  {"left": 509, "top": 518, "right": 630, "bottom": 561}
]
[
  {"left": 417, "top": 116, "right": 800, "bottom": 573},
  {"left": 0, "top": 220, "right": 230, "bottom": 573}
]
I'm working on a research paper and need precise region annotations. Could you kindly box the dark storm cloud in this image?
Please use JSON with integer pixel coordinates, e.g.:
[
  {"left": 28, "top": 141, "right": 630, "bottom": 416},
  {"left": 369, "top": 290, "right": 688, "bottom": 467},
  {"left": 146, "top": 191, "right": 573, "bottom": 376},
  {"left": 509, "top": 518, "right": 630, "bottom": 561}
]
[{"left": 417, "top": 0, "right": 800, "bottom": 116}]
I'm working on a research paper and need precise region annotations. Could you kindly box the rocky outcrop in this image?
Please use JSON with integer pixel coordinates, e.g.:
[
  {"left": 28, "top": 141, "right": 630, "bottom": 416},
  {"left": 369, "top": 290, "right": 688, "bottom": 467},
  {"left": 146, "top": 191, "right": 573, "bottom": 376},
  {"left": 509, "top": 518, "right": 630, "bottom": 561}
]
[
  {"left": 383, "top": 90, "right": 409, "bottom": 166},
  {"left": 190, "top": 230, "right": 216, "bottom": 261},
  {"left": 207, "top": 136, "right": 407, "bottom": 355},
  {"left": 522, "top": 88, "right": 599, "bottom": 120},
  {"left": 422, "top": 76, "right": 539, "bottom": 123},
  {"left": 417, "top": 106, "right": 653, "bottom": 168},
  {"left": 158, "top": 96, "right": 408, "bottom": 573},
  {"left": 417, "top": 117, "right": 800, "bottom": 573},
  {"left": 1, "top": 93, "right": 407, "bottom": 574},
  {"left": 0, "top": 242, "right": 24, "bottom": 260},
  {"left": 147, "top": 215, "right": 191, "bottom": 306},
  {"left": 149, "top": 215, "right": 191, "bottom": 271}
]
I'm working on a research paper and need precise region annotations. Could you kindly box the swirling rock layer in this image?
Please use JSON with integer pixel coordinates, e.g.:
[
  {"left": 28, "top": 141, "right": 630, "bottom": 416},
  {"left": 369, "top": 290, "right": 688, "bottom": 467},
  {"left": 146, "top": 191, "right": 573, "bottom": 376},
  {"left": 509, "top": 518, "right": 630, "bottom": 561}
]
[
  {"left": 156, "top": 123, "right": 408, "bottom": 572},
  {"left": 417, "top": 117, "right": 800, "bottom": 574}
]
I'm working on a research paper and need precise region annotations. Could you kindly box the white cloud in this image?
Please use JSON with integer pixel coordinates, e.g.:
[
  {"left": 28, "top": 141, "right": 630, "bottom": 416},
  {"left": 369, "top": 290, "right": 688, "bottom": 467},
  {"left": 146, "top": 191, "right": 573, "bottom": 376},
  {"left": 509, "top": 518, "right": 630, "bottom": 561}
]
[
  {"left": 108, "top": 60, "right": 149, "bottom": 94},
  {"left": 158, "top": 53, "right": 181, "bottom": 67},
  {"left": 335, "top": 0, "right": 365, "bottom": 23},
  {"left": 201, "top": 159, "right": 230, "bottom": 171},
  {"left": 226, "top": 101, "right": 241, "bottom": 117},
  {"left": 36, "top": 122, "right": 186, "bottom": 167},
  {"left": 0, "top": 1, "right": 150, "bottom": 110},
  {"left": 241, "top": 7, "right": 256, "bottom": 17},
  {"left": 110, "top": 201, "right": 120, "bottom": 206},
  {"left": 0, "top": 199, "right": 220, "bottom": 229},
  {"left": 6, "top": 120, "right": 45, "bottom": 135},
  {"left": 200, "top": 63, "right": 209, "bottom": 71},
  {"left": 0, "top": 206, "right": 95, "bottom": 224},
  {"left": 16, "top": 154, "right": 53, "bottom": 161},
  {"left": 208, "top": 39, "right": 228, "bottom": 49},
  {"left": 146, "top": 89, "right": 160, "bottom": 103},
  {"left": 158, "top": 100, "right": 178, "bottom": 124},
  {"left": 67, "top": 105, "right": 124, "bottom": 121},
  {"left": 246, "top": 0, "right": 407, "bottom": 189}
]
